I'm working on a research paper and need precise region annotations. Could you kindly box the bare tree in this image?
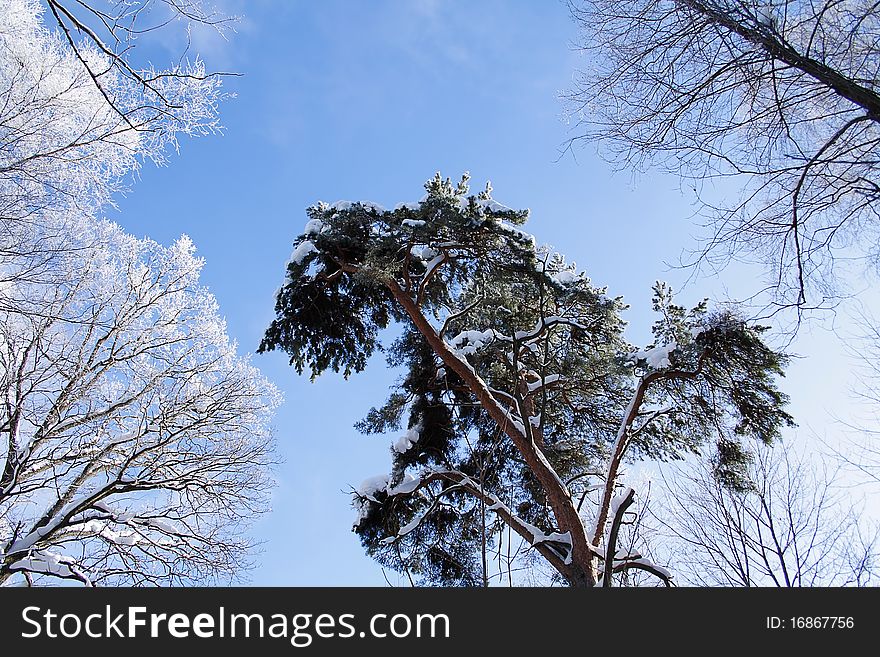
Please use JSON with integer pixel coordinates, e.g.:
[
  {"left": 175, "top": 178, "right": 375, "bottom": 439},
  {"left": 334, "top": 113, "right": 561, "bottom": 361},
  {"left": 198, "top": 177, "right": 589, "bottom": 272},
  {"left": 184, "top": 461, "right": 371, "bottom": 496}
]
[
  {"left": 0, "top": 221, "right": 278, "bottom": 586},
  {"left": 566, "top": 1, "right": 880, "bottom": 315},
  {"left": 656, "top": 441, "right": 877, "bottom": 586},
  {"left": 828, "top": 312, "right": 880, "bottom": 486}
]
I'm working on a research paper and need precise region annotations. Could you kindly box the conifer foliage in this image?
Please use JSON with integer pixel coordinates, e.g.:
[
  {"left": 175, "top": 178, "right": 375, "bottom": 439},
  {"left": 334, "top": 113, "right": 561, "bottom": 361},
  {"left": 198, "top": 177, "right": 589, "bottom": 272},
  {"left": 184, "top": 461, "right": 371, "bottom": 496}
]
[{"left": 261, "top": 173, "right": 794, "bottom": 587}]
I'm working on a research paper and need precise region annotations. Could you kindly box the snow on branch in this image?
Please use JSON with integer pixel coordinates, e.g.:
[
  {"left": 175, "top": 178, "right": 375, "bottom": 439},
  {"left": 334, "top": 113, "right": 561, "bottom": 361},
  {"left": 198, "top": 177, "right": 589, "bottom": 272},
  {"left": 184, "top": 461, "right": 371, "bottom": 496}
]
[
  {"left": 629, "top": 341, "right": 678, "bottom": 370},
  {"left": 527, "top": 373, "right": 562, "bottom": 393},
  {"left": 447, "top": 329, "right": 499, "bottom": 356},
  {"left": 513, "top": 315, "right": 589, "bottom": 342},
  {"left": 362, "top": 468, "right": 578, "bottom": 566},
  {"left": 8, "top": 550, "right": 93, "bottom": 586},
  {"left": 596, "top": 487, "right": 673, "bottom": 587},
  {"left": 610, "top": 558, "right": 673, "bottom": 586},
  {"left": 0, "top": 221, "right": 278, "bottom": 586},
  {"left": 289, "top": 240, "right": 318, "bottom": 266},
  {"left": 392, "top": 424, "right": 421, "bottom": 454}
]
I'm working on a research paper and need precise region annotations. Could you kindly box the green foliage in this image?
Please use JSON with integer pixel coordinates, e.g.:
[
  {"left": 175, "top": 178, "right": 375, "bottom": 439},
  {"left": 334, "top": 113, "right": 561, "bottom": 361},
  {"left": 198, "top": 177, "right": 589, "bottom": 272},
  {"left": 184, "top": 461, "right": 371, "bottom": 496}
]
[
  {"left": 262, "top": 173, "right": 795, "bottom": 585},
  {"left": 259, "top": 202, "right": 400, "bottom": 378},
  {"left": 626, "top": 282, "right": 796, "bottom": 490}
]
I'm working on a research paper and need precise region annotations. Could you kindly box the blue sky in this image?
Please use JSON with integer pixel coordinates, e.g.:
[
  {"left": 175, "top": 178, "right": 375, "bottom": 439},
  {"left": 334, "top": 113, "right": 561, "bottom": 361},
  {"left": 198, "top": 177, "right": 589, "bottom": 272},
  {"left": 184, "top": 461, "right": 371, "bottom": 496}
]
[{"left": 106, "top": 0, "right": 874, "bottom": 585}]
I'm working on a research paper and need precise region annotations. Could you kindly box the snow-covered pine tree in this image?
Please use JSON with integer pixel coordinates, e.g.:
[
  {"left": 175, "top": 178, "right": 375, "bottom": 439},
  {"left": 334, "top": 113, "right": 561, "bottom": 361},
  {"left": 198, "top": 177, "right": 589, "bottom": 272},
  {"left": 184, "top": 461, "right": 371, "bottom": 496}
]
[{"left": 260, "top": 173, "right": 794, "bottom": 587}]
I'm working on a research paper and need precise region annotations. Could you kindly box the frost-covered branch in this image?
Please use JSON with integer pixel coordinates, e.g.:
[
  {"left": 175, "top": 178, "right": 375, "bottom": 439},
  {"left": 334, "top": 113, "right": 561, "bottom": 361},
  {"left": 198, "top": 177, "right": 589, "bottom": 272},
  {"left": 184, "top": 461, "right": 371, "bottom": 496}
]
[
  {"left": 1, "top": 0, "right": 227, "bottom": 298},
  {"left": 0, "top": 224, "right": 278, "bottom": 586}
]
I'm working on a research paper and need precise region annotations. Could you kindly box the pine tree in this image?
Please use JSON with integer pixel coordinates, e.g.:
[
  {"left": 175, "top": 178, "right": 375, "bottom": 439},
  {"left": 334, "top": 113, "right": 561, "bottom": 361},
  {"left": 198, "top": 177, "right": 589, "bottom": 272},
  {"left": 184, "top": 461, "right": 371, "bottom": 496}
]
[{"left": 260, "top": 173, "right": 794, "bottom": 587}]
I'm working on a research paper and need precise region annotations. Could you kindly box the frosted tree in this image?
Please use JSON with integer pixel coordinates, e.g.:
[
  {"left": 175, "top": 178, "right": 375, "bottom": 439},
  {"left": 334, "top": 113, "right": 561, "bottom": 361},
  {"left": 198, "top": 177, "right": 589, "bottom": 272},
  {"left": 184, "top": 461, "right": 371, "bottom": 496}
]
[
  {"left": 0, "top": 0, "right": 276, "bottom": 587},
  {"left": 0, "top": 221, "right": 279, "bottom": 586},
  {"left": 0, "top": 0, "right": 225, "bottom": 295},
  {"left": 566, "top": 1, "right": 880, "bottom": 314},
  {"left": 0, "top": 0, "right": 227, "bottom": 216},
  {"left": 261, "top": 173, "right": 793, "bottom": 587}
]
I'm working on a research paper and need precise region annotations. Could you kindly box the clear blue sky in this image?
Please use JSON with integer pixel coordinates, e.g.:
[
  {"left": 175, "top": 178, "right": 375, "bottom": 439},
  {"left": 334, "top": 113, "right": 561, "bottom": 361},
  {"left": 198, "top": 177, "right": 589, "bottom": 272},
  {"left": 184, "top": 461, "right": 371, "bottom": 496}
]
[{"left": 106, "top": 0, "right": 873, "bottom": 585}]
